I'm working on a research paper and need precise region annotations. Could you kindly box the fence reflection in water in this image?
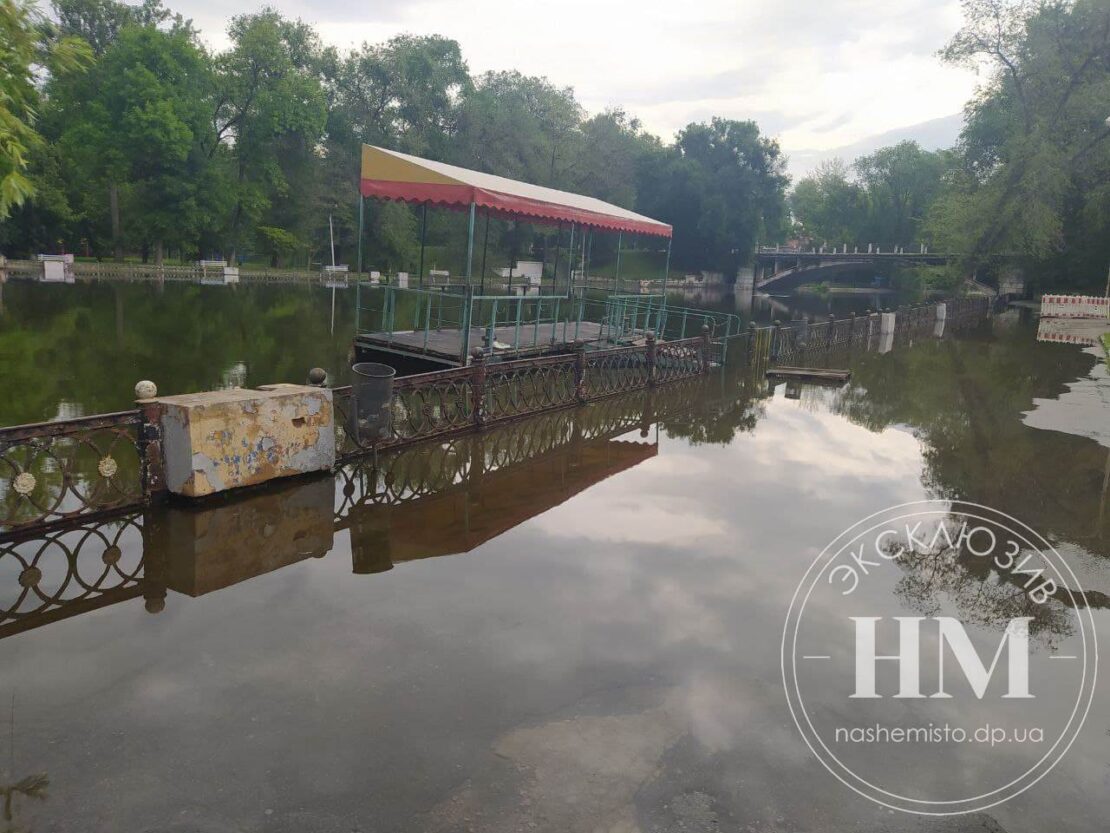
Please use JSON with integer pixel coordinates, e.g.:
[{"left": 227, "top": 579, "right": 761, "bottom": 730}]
[{"left": 0, "top": 377, "right": 711, "bottom": 641}]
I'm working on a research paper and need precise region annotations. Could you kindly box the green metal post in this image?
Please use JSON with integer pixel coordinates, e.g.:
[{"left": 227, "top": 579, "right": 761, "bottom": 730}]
[
  {"left": 423, "top": 293, "right": 431, "bottom": 350},
  {"left": 662, "top": 237, "right": 671, "bottom": 292},
  {"left": 515, "top": 297, "right": 523, "bottom": 348},
  {"left": 356, "top": 196, "right": 364, "bottom": 332},
  {"left": 583, "top": 230, "right": 591, "bottom": 291},
  {"left": 480, "top": 211, "right": 490, "bottom": 294},
  {"left": 551, "top": 224, "right": 562, "bottom": 294},
  {"left": 466, "top": 201, "right": 476, "bottom": 284},
  {"left": 566, "top": 224, "right": 575, "bottom": 296},
  {"left": 660, "top": 237, "right": 672, "bottom": 334},
  {"left": 614, "top": 231, "right": 622, "bottom": 293},
  {"left": 487, "top": 298, "right": 498, "bottom": 353},
  {"left": 356, "top": 196, "right": 364, "bottom": 274},
  {"left": 461, "top": 286, "right": 473, "bottom": 362},
  {"left": 418, "top": 202, "right": 427, "bottom": 286}
]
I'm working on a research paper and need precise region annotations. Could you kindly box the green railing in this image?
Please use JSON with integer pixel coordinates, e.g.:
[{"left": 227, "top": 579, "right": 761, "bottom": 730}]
[{"left": 356, "top": 283, "right": 680, "bottom": 363}]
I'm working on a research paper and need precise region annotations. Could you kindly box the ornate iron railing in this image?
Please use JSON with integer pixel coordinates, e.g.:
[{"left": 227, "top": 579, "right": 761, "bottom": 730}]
[
  {"left": 0, "top": 411, "right": 147, "bottom": 532},
  {"left": 483, "top": 354, "right": 579, "bottom": 423},
  {"left": 0, "top": 512, "right": 146, "bottom": 638},
  {"left": 333, "top": 334, "right": 709, "bottom": 459}
]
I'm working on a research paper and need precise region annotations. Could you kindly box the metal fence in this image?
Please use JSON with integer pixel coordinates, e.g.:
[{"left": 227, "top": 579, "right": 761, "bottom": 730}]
[
  {"left": 0, "top": 259, "right": 370, "bottom": 285},
  {"left": 0, "top": 411, "right": 149, "bottom": 533},
  {"left": 334, "top": 332, "right": 711, "bottom": 459}
]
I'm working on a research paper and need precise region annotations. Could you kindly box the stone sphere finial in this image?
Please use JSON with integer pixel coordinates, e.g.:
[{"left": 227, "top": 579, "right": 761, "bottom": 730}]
[
  {"left": 134, "top": 380, "right": 157, "bottom": 399},
  {"left": 306, "top": 367, "right": 327, "bottom": 386}
]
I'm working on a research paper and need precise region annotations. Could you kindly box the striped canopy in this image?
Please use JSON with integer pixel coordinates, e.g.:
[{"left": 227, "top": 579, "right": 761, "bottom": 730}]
[{"left": 359, "top": 145, "right": 672, "bottom": 238}]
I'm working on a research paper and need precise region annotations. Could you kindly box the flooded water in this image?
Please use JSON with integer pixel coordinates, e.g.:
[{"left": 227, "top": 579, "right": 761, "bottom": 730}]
[
  {"left": 0, "top": 280, "right": 359, "bottom": 425},
  {"left": 0, "top": 278, "right": 915, "bottom": 425},
  {"left": 1, "top": 283, "right": 1109, "bottom": 831}
]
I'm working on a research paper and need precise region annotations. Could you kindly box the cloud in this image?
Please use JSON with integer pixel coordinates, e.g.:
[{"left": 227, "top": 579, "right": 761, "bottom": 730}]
[{"left": 174, "top": 0, "right": 978, "bottom": 154}]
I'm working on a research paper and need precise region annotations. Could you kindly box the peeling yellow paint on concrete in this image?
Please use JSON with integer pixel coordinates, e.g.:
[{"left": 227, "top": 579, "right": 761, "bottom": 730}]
[{"left": 155, "top": 385, "right": 336, "bottom": 497}]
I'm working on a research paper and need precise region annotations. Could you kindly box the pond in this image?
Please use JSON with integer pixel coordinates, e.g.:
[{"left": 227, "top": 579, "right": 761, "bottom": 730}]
[
  {"left": 0, "top": 283, "right": 1107, "bottom": 832},
  {"left": 0, "top": 278, "right": 921, "bottom": 426}
]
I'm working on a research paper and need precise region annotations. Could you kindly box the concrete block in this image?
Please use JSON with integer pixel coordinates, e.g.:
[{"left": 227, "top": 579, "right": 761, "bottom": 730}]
[
  {"left": 152, "top": 385, "right": 335, "bottom": 497},
  {"left": 880, "top": 312, "right": 897, "bottom": 335}
]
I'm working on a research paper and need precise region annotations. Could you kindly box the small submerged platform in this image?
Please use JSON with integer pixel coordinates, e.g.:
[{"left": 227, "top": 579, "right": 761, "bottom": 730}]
[
  {"left": 766, "top": 367, "right": 852, "bottom": 383},
  {"left": 356, "top": 320, "right": 609, "bottom": 368}
]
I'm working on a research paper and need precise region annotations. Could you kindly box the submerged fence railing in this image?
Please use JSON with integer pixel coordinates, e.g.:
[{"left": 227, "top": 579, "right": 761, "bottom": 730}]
[
  {"left": 333, "top": 332, "right": 709, "bottom": 460},
  {"left": 0, "top": 297, "right": 992, "bottom": 534}
]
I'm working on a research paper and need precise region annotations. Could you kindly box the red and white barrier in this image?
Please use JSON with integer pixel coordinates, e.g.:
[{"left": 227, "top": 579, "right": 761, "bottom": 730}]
[{"left": 1040, "top": 294, "right": 1110, "bottom": 319}]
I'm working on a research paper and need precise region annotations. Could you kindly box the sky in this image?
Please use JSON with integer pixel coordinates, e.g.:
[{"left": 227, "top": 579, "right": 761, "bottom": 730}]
[{"left": 175, "top": 0, "right": 981, "bottom": 160}]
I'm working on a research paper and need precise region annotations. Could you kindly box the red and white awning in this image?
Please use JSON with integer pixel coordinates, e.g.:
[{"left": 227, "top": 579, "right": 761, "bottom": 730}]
[{"left": 360, "top": 145, "right": 672, "bottom": 238}]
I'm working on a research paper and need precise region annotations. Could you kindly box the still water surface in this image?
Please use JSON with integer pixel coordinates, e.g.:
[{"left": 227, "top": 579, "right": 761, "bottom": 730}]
[
  {"left": 0, "top": 282, "right": 1107, "bottom": 831},
  {"left": 0, "top": 279, "right": 901, "bottom": 424}
]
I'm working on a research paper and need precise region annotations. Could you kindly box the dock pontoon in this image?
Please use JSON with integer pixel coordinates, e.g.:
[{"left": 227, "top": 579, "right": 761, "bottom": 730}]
[{"left": 353, "top": 146, "right": 739, "bottom": 370}]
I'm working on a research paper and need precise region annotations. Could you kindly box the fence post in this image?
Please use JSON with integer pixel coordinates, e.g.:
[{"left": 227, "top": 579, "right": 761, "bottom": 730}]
[
  {"left": 826, "top": 313, "right": 835, "bottom": 348},
  {"left": 470, "top": 348, "right": 487, "bottom": 427},
  {"left": 574, "top": 341, "right": 588, "bottom": 403},
  {"left": 771, "top": 320, "right": 781, "bottom": 361},
  {"left": 746, "top": 322, "right": 757, "bottom": 366},
  {"left": 138, "top": 399, "right": 167, "bottom": 502},
  {"left": 701, "top": 324, "right": 711, "bottom": 373},
  {"left": 645, "top": 331, "right": 657, "bottom": 387}
]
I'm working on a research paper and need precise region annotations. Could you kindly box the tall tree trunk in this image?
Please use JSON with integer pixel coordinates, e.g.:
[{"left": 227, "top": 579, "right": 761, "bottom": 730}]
[
  {"left": 109, "top": 183, "right": 123, "bottom": 262},
  {"left": 155, "top": 240, "right": 164, "bottom": 266}
]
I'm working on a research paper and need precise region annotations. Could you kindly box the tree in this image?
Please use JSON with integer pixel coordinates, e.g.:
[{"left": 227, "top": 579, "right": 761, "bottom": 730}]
[
  {"left": 453, "top": 71, "right": 583, "bottom": 186},
  {"left": 51, "top": 0, "right": 186, "bottom": 56},
  {"left": 638, "top": 118, "right": 789, "bottom": 274},
  {"left": 854, "top": 141, "right": 949, "bottom": 247},
  {"left": 0, "top": 0, "right": 90, "bottom": 218},
  {"left": 790, "top": 159, "right": 865, "bottom": 243},
  {"left": 53, "top": 24, "right": 213, "bottom": 262},
  {"left": 933, "top": 0, "right": 1110, "bottom": 286},
  {"left": 213, "top": 8, "right": 327, "bottom": 260}
]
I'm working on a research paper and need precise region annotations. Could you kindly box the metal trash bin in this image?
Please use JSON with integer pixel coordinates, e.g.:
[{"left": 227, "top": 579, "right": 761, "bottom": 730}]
[{"left": 349, "top": 362, "right": 396, "bottom": 442}]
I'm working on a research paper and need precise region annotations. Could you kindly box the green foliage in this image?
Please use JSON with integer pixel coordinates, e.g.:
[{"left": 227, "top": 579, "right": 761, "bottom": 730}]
[
  {"left": 55, "top": 24, "right": 212, "bottom": 257},
  {"left": 0, "top": 0, "right": 91, "bottom": 218},
  {"left": 791, "top": 143, "right": 948, "bottom": 248},
  {"left": 2, "top": 0, "right": 791, "bottom": 274},
  {"left": 790, "top": 159, "right": 865, "bottom": 243},
  {"left": 932, "top": 0, "right": 1110, "bottom": 287},
  {"left": 637, "top": 118, "right": 789, "bottom": 273},
  {"left": 255, "top": 225, "right": 302, "bottom": 265}
]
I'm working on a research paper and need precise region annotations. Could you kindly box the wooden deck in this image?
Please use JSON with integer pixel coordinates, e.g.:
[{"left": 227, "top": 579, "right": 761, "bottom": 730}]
[{"left": 356, "top": 321, "right": 609, "bottom": 365}]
